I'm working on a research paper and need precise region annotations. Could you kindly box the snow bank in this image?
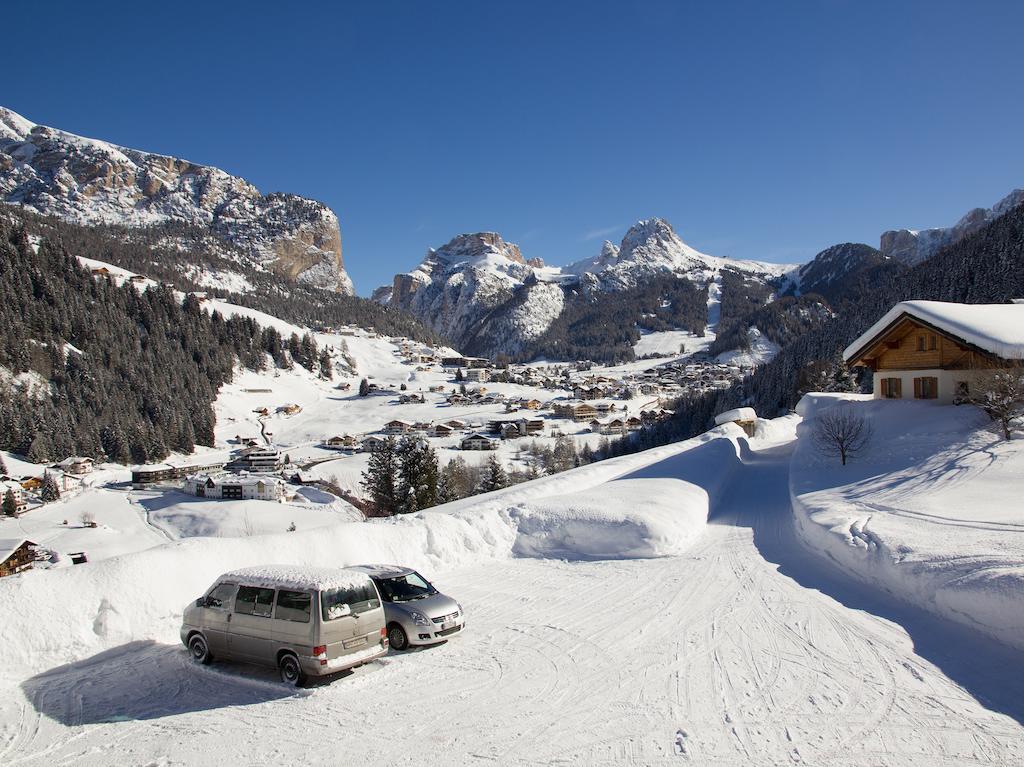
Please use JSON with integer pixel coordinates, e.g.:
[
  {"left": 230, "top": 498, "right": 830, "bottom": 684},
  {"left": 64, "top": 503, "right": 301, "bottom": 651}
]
[
  {"left": 0, "top": 430, "right": 748, "bottom": 677},
  {"left": 791, "top": 394, "right": 1024, "bottom": 651}
]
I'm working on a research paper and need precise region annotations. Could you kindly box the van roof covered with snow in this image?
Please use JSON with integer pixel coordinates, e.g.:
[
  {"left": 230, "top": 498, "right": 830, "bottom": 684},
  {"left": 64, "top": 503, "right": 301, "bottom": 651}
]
[{"left": 218, "top": 565, "right": 371, "bottom": 592}]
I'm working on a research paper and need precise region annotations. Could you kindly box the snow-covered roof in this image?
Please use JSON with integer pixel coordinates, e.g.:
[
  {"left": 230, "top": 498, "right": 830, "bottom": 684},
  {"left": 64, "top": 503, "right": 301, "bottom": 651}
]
[
  {"left": 0, "top": 538, "right": 34, "bottom": 562},
  {"left": 218, "top": 565, "right": 372, "bottom": 592},
  {"left": 714, "top": 407, "right": 757, "bottom": 425},
  {"left": 844, "top": 301, "right": 1024, "bottom": 363}
]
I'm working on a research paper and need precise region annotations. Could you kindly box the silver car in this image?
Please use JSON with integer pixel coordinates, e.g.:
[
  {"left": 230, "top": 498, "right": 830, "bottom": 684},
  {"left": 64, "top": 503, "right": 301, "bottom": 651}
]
[{"left": 351, "top": 564, "right": 465, "bottom": 650}]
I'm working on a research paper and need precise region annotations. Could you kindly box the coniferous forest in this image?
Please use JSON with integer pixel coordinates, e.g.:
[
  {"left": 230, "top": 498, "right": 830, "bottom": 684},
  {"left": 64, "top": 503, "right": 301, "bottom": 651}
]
[{"left": 0, "top": 216, "right": 322, "bottom": 464}]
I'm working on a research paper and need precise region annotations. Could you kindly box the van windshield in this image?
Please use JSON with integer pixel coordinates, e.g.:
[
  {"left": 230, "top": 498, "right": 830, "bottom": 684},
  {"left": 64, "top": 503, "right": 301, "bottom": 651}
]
[
  {"left": 374, "top": 572, "right": 437, "bottom": 603},
  {"left": 321, "top": 581, "right": 381, "bottom": 621}
]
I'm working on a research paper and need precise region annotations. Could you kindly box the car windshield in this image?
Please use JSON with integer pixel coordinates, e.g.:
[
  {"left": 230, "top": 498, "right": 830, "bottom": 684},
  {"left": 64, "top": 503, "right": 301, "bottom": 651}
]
[{"left": 375, "top": 572, "right": 437, "bottom": 602}]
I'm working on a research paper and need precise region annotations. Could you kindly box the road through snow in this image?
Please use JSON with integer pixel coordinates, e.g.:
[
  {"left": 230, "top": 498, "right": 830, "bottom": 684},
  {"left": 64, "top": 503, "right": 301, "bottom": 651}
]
[{"left": 4, "top": 441, "right": 1023, "bottom": 765}]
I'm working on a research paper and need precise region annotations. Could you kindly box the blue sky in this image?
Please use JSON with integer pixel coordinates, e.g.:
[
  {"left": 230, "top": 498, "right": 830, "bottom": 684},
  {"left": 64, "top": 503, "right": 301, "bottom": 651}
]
[{"left": 5, "top": 1, "right": 1023, "bottom": 294}]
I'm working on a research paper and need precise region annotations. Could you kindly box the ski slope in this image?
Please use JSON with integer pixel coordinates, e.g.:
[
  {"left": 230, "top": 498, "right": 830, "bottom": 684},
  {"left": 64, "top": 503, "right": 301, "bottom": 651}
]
[{"left": 3, "top": 429, "right": 1021, "bottom": 765}]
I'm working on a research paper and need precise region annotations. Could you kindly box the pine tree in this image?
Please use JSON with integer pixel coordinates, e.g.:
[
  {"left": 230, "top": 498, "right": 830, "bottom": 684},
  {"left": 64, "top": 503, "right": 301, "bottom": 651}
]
[
  {"left": 319, "top": 348, "right": 333, "bottom": 380},
  {"left": 455, "top": 368, "right": 464, "bottom": 382},
  {"left": 478, "top": 455, "right": 509, "bottom": 494},
  {"left": 0, "top": 453, "right": 6, "bottom": 475},
  {"left": 359, "top": 378, "right": 371, "bottom": 397},
  {"left": 2, "top": 489, "right": 16, "bottom": 516},
  {"left": 360, "top": 437, "right": 398, "bottom": 515},
  {"left": 41, "top": 471, "right": 61, "bottom": 502},
  {"left": 396, "top": 437, "right": 439, "bottom": 513}
]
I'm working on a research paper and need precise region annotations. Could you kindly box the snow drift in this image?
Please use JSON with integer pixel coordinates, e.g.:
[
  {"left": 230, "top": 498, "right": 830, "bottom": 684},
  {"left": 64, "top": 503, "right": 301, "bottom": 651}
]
[{"left": 791, "top": 393, "right": 1024, "bottom": 651}]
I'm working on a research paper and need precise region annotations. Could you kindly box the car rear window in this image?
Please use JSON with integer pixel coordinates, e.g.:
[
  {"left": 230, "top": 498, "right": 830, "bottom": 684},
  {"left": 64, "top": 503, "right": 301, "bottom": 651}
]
[
  {"left": 275, "top": 590, "right": 311, "bottom": 623},
  {"left": 321, "top": 580, "right": 381, "bottom": 621},
  {"left": 235, "top": 586, "right": 275, "bottom": 617}
]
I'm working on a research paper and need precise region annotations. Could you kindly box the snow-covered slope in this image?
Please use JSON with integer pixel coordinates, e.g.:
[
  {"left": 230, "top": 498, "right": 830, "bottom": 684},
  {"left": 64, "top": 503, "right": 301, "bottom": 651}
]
[
  {"left": 880, "top": 188, "right": 1024, "bottom": 266},
  {"left": 382, "top": 219, "right": 795, "bottom": 359},
  {"left": 0, "top": 107, "right": 353, "bottom": 293}
]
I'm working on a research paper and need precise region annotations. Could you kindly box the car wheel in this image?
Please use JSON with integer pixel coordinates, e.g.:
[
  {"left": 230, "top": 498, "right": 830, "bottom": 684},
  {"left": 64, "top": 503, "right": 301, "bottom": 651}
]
[
  {"left": 279, "top": 653, "right": 306, "bottom": 687},
  {"left": 388, "top": 623, "right": 409, "bottom": 651},
  {"left": 188, "top": 634, "right": 213, "bottom": 665}
]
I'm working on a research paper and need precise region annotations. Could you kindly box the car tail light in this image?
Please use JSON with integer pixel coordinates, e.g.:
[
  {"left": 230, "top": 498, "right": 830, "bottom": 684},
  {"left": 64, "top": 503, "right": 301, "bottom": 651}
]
[
  {"left": 313, "top": 645, "right": 326, "bottom": 658},
  {"left": 380, "top": 627, "right": 388, "bottom": 646}
]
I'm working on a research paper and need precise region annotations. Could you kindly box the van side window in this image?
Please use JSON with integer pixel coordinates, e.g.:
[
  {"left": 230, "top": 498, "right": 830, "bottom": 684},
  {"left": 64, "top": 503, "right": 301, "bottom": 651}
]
[
  {"left": 206, "top": 582, "right": 237, "bottom": 609},
  {"left": 235, "top": 586, "right": 275, "bottom": 617},
  {"left": 275, "top": 590, "right": 312, "bottom": 623}
]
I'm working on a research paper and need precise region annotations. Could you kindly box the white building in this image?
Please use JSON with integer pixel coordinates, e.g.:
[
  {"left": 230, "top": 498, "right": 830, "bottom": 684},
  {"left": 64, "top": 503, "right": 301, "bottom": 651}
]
[
  {"left": 460, "top": 433, "right": 499, "bottom": 451},
  {"left": 182, "top": 473, "right": 283, "bottom": 501},
  {"left": 0, "top": 480, "right": 27, "bottom": 514}
]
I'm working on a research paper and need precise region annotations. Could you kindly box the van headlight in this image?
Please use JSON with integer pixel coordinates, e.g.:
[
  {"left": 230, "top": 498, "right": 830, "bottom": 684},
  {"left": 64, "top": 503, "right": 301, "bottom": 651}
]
[{"left": 409, "top": 610, "right": 431, "bottom": 627}]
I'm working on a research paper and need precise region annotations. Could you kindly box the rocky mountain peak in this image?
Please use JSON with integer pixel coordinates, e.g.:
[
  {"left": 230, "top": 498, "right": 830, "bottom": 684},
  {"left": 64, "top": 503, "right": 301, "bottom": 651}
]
[
  {"left": 618, "top": 217, "right": 681, "bottom": 261},
  {"left": 429, "top": 231, "right": 525, "bottom": 265},
  {"left": 0, "top": 106, "right": 353, "bottom": 294}
]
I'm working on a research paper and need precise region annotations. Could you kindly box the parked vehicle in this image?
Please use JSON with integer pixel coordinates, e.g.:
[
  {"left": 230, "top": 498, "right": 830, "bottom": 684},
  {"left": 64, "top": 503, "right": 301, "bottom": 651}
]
[
  {"left": 351, "top": 564, "right": 465, "bottom": 650},
  {"left": 180, "top": 565, "right": 388, "bottom": 685}
]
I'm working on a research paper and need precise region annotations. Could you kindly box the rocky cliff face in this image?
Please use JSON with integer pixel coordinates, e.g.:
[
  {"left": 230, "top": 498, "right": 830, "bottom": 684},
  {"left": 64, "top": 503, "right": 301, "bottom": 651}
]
[
  {"left": 383, "top": 219, "right": 793, "bottom": 359},
  {"left": 793, "top": 242, "right": 890, "bottom": 302},
  {"left": 0, "top": 107, "right": 353, "bottom": 294},
  {"left": 880, "top": 189, "right": 1024, "bottom": 266}
]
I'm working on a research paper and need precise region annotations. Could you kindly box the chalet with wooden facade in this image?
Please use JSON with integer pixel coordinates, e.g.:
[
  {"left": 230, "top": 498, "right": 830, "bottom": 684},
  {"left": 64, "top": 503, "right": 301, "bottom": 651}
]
[
  {"left": 0, "top": 539, "right": 38, "bottom": 577},
  {"left": 844, "top": 301, "right": 1024, "bottom": 405}
]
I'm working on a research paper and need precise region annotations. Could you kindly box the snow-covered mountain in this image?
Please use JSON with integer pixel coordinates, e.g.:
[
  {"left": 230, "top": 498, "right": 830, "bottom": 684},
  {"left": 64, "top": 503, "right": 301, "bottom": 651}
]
[
  {"left": 380, "top": 218, "right": 794, "bottom": 359},
  {"left": 790, "top": 242, "right": 890, "bottom": 301},
  {"left": 880, "top": 188, "right": 1024, "bottom": 266},
  {"left": 0, "top": 107, "right": 353, "bottom": 294}
]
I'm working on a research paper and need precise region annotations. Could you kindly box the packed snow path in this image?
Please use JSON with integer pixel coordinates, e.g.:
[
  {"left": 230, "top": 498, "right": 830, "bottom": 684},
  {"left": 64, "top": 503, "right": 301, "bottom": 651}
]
[{"left": 4, "top": 442, "right": 1023, "bottom": 765}]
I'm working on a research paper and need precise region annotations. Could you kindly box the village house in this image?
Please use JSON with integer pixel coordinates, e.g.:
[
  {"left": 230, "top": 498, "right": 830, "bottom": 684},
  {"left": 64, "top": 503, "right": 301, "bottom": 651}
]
[
  {"left": 278, "top": 403, "right": 302, "bottom": 415},
  {"left": 325, "top": 435, "right": 359, "bottom": 450},
  {"left": 361, "top": 436, "right": 388, "bottom": 453},
  {"left": 0, "top": 480, "right": 27, "bottom": 514},
  {"left": 182, "top": 473, "right": 283, "bottom": 501},
  {"left": 0, "top": 539, "right": 38, "bottom": 577},
  {"left": 464, "top": 368, "right": 490, "bottom": 383},
  {"left": 430, "top": 423, "right": 455, "bottom": 438},
  {"left": 54, "top": 456, "right": 93, "bottom": 475},
  {"left": 461, "top": 432, "right": 499, "bottom": 451},
  {"left": 714, "top": 407, "right": 758, "bottom": 437},
  {"left": 445, "top": 419, "right": 467, "bottom": 430},
  {"left": 225, "top": 447, "right": 282, "bottom": 474},
  {"left": 131, "top": 459, "right": 227, "bottom": 488},
  {"left": 383, "top": 419, "right": 413, "bottom": 435},
  {"left": 843, "top": 300, "right": 1024, "bottom": 404}
]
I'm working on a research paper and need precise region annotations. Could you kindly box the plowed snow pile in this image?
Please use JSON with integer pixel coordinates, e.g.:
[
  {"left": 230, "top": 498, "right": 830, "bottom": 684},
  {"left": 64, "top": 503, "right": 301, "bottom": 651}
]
[{"left": 791, "top": 394, "right": 1024, "bottom": 650}]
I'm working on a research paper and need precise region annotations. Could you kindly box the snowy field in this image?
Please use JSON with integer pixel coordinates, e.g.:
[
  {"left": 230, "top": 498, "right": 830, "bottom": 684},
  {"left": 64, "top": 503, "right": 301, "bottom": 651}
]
[
  {"left": 792, "top": 394, "right": 1024, "bottom": 651},
  {"left": 2, "top": 417, "right": 1023, "bottom": 765}
]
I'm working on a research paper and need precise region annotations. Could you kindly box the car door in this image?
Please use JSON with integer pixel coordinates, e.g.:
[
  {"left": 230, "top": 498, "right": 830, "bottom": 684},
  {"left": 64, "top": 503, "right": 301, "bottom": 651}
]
[
  {"left": 229, "top": 585, "right": 277, "bottom": 665},
  {"left": 200, "top": 581, "right": 237, "bottom": 655}
]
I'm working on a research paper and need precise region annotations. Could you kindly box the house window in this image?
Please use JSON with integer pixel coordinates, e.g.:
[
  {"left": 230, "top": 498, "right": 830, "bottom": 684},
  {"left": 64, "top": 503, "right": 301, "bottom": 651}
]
[
  {"left": 913, "top": 376, "right": 938, "bottom": 399},
  {"left": 929, "top": 334, "right": 938, "bottom": 350},
  {"left": 880, "top": 377, "right": 902, "bottom": 398},
  {"left": 916, "top": 335, "right": 926, "bottom": 351}
]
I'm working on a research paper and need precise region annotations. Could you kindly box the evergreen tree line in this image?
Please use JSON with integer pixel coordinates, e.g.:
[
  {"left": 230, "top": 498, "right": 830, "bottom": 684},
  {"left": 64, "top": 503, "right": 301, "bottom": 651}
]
[
  {"left": 516, "top": 275, "right": 709, "bottom": 364},
  {"left": 0, "top": 218, "right": 322, "bottom": 464},
  {"left": 605, "top": 201, "right": 1024, "bottom": 457},
  {"left": 359, "top": 435, "right": 597, "bottom": 515},
  {"left": 6, "top": 208, "right": 448, "bottom": 347}
]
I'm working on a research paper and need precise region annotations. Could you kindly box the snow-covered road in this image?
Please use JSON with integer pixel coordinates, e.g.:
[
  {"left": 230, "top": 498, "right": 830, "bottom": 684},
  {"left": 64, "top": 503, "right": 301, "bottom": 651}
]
[{"left": 4, "top": 443, "right": 1023, "bottom": 765}]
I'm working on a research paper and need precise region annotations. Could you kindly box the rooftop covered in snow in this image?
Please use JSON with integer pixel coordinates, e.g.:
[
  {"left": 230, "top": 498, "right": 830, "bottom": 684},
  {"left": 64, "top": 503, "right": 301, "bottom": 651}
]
[{"left": 843, "top": 300, "right": 1024, "bottom": 364}]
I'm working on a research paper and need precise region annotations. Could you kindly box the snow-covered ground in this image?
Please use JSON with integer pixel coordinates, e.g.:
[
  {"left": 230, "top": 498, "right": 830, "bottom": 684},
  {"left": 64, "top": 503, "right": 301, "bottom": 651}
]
[
  {"left": 792, "top": 394, "right": 1024, "bottom": 651},
  {"left": 2, "top": 415, "right": 1023, "bottom": 764}
]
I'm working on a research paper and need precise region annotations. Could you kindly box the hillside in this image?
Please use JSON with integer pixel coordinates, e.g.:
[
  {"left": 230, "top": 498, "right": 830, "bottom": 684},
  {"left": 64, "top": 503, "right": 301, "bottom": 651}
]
[{"left": 0, "top": 107, "right": 354, "bottom": 294}]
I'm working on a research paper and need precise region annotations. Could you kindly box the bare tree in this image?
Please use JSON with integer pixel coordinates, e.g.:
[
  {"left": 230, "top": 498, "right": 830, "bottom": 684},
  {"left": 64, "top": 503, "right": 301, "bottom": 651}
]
[
  {"left": 812, "top": 406, "right": 873, "bottom": 466},
  {"left": 964, "top": 367, "right": 1024, "bottom": 440}
]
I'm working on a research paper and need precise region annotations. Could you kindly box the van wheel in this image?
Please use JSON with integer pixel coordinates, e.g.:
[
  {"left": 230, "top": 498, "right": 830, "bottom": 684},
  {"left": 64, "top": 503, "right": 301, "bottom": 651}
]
[
  {"left": 188, "top": 634, "right": 213, "bottom": 665},
  {"left": 279, "top": 653, "right": 306, "bottom": 687},
  {"left": 388, "top": 623, "right": 409, "bottom": 651}
]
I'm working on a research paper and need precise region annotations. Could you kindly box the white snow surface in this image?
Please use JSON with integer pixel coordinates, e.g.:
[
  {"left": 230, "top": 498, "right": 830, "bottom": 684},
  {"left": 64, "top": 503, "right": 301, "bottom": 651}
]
[
  {"left": 843, "top": 300, "right": 1024, "bottom": 362},
  {"left": 792, "top": 394, "right": 1024, "bottom": 651},
  {"left": 219, "top": 565, "right": 371, "bottom": 592},
  {"left": 2, "top": 416, "right": 1024, "bottom": 763}
]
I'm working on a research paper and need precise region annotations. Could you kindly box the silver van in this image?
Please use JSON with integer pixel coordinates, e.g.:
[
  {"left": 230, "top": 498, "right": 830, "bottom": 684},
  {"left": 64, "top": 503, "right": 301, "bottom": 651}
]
[{"left": 180, "top": 565, "right": 388, "bottom": 685}]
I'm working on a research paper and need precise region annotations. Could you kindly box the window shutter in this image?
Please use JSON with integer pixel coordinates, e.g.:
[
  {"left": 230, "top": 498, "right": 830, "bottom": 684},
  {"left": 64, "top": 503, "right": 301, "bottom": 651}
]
[
  {"left": 914, "top": 377, "right": 922, "bottom": 398},
  {"left": 893, "top": 378, "right": 902, "bottom": 398}
]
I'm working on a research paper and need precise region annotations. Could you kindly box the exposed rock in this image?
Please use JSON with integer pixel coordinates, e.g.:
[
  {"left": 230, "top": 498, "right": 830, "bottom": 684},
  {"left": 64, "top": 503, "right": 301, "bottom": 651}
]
[
  {"left": 880, "top": 189, "right": 1024, "bottom": 266},
  {"left": 0, "top": 106, "right": 353, "bottom": 294}
]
